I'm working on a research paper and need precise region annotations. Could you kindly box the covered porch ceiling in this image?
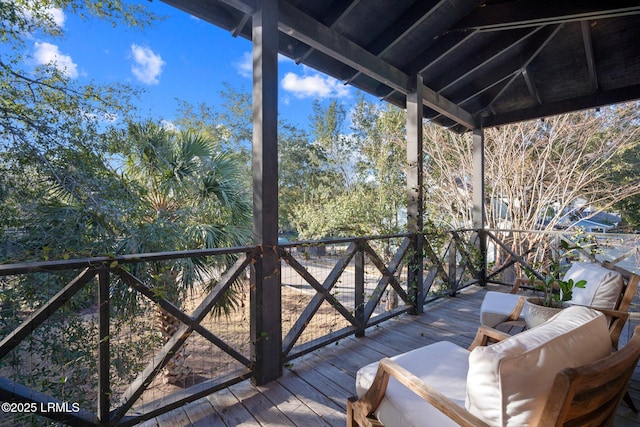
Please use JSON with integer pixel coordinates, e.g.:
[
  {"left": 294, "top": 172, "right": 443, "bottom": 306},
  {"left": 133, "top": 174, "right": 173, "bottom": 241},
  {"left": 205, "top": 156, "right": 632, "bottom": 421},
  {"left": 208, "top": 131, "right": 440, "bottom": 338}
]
[{"left": 160, "top": 0, "right": 640, "bottom": 132}]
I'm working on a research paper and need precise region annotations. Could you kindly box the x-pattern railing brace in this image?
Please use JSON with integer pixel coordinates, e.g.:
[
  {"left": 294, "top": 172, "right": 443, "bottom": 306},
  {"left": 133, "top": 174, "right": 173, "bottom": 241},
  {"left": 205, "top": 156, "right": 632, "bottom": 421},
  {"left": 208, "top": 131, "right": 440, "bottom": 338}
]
[
  {"left": 281, "top": 242, "right": 359, "bottom": 356},
  {"left": 362, "top": 237, "right": 411, "bottom": 321},
  {"left": 109, "top": 254, "right": 252, "bottom": 423}
]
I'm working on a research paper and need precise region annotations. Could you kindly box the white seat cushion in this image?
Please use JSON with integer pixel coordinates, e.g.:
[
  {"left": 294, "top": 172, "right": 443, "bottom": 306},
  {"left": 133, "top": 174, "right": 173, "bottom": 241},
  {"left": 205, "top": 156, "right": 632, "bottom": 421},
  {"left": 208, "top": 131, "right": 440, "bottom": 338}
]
[
  {"left": 466, "top": 306, "right": 611, "bottom": 426},
  {"left": 479, "top": 291, "right": 522, "bottom": 327},
  {"left": 356, "top": 341, "right": 469, "bottom": 427},
  {"left": 564, "top": 262, "right": 623, "bottom": 309}
]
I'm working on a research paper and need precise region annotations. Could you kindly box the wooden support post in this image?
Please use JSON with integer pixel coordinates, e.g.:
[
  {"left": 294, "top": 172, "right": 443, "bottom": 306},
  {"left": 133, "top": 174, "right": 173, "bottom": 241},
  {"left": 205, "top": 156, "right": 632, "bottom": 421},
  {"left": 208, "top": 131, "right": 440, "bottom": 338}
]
[
  {"left": 98, "top": 268, "right": 110, "bottom": 425},
  {"left": 448, "top": 238, "right": 457, "bottom": 295},
  {"left": 355, "top": 246, "right": 365, "bottom": 337},
  {"left": 250, "top": 0, "right": 282, "bottom": 385},
  {"left": 472, "top": 127, "right": 487, "bottom": 286},
  {"left": 407, "top": 75, "right": 424, "bottom": 313}
]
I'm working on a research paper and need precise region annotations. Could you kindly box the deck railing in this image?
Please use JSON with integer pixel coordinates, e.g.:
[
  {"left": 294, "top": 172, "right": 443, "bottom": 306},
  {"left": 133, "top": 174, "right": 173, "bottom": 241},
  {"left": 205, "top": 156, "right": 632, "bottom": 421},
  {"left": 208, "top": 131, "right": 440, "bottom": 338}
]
[{"left": 0, "top": 229, "right": 637, "bottom": 425}]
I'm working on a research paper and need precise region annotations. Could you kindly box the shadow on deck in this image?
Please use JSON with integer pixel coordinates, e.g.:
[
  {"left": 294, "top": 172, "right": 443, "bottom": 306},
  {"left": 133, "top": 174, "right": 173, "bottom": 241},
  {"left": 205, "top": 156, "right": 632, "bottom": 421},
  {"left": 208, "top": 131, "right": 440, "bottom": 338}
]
[{"left": 141, "top": 284, "right": 640, "bottom": 427}]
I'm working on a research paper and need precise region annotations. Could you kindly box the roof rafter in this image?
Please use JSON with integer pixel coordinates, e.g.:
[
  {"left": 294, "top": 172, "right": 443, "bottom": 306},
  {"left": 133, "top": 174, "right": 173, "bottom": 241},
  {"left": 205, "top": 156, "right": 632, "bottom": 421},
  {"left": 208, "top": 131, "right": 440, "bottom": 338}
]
[
  {"left": 432, "top": 26, "right": 543, "bottom": 93},
  {"left": 483, "top": 24, "right": 563, "bottom": 114},
  {"left": 451, "top": 0, "right": 640, "bottom": 32},
  {"left": 482, "top": 84, "right": 640, "bottom": 127},
  {"left": 160, "top": 0, "right": 640, "bottom": 132},
  {"left": 277, "top": 2, "right": 409, "bottom": 93},
  {"left": 294, "top": 0, "right": 362, "bottom": 64},
  {"left": 423, "top": 23, "right": 560, "bottom": 115},
  {"left": 344, "top": 0, "right": 447, "bottom": 84},
  {"left": 277, "top": 0, "right": 475, "bottom": 129},
  {"left": 426, "top": 72, "right": 517, "bottom": 124},
  {"left": 412, "top": 30, "right": 478, "bottom": 75},
  {"left": 522, "top": 69, "right": 542, "bottom": 105},
  {"left": 374, "top": 30, "right": 480, "bottom": 103},
  {"left": 580, "top": 21, "right": 599, "bottom": 92}
]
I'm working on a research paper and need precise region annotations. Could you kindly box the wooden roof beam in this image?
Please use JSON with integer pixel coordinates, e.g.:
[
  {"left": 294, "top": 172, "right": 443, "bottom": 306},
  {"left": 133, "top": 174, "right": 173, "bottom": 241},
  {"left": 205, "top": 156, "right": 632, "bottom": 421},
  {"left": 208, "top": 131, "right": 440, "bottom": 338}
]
[
  {"left": 522, "top": 68, "right": 542, "bottom": 105},
  {"left": 421, "top": 84, "right": 475, "bottom": 129},
  {"left": 294, "top": 0, "right": 362, "bottom": 64},
  {"left": 427, "top": 24, "right": 560, "bottom": 122},
  {"left": 376, "top": 30, "right": 478, "bottom": 105},
  {"left": 277, "top": 2, "right": 408, "bottom": 93},
  {"left": 452, "top": 0, "right": 640, "bottom": 32},
  {"left": 435, "top": 26, "right": 543, "bottom": 94},
  {"left": 482, "top": 84, "right": 640, "bottom": 128},
  {"left": 413, "top": 30, "right": 478, "bottom": 75},
  {"left": 277, "top": 0, "right": 475, "bottom": 129},
  {"left": 581, "top": 21, "right": 599, "bottom": 92},
  {"left": 219, "top": 0, "right": 255, "bottom": 14},
  {"left": 483, "top": 24, "right": 563, "bottom": 116},
  {"left": 344, "top": 0, "right": 447, "bottom": 84}
]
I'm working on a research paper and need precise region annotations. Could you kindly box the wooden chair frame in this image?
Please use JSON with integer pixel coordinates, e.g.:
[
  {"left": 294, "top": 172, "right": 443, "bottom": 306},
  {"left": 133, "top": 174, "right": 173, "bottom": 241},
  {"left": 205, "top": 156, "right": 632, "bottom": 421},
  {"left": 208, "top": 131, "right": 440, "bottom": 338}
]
[{"left": 348, "top": 322, "right": 640, "bottom": 427}]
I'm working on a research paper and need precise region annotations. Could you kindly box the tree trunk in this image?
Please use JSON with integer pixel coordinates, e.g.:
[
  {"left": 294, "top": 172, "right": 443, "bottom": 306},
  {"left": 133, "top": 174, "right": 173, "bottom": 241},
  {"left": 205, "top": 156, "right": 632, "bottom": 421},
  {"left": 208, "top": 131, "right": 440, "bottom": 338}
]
[
  {"left": 156, "top": 306, "right": 191, "bottom": 385},
  {"left": 385, "top": 288, "right": 398, "bottom": 311}
]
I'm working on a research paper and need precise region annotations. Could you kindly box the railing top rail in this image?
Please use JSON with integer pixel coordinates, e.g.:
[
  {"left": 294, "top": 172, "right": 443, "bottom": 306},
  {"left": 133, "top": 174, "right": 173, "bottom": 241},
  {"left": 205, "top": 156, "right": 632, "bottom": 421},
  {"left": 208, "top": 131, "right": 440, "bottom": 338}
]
[
  {"left": 3, "top": 229, "right": 634, "bottom": 276},
  {"left": 484, "top": 228, "right": 640, "bottom": 239},
  {"left": 280, "top": 233, "right": 411, "bottom": 248},
  {"left": 0, "top": 233, "right": 415, "bottom": 276},
  {"left": 0, "top": 246, "right": 254, "bottom": 276}
]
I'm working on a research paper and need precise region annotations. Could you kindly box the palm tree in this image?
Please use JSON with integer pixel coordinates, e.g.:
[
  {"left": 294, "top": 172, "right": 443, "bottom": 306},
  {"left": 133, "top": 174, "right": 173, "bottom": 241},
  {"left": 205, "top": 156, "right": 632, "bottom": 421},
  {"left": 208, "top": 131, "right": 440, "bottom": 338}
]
[{"left": 117, "top": 121, "right": 252, "bottom": 384}]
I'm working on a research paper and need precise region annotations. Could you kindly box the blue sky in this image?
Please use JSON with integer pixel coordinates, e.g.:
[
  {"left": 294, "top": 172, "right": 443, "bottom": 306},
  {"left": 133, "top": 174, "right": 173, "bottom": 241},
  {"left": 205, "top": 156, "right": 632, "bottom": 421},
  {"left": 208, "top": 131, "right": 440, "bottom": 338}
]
[{"left": 26, "top": 1, "right": 373, "bottom": 132}]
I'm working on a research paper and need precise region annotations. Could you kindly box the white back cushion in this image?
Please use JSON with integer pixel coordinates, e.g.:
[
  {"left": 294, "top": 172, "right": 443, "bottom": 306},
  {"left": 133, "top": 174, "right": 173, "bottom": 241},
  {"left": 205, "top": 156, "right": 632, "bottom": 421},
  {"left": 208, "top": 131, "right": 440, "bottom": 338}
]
[
  {"left": 465, "top": 306, "right": 610, "bottom": 426},
  {"left": 565, "top": 262, "right": 623, "bottom": 309}
]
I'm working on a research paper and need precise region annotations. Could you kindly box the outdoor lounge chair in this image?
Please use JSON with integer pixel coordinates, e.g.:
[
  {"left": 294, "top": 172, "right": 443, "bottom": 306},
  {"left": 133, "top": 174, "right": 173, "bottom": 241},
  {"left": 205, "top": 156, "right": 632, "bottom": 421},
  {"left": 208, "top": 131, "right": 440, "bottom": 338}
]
[
  {"left": 479, "top": 261, "right": 639, "bottom": 348},
  {"left": 348, "top": 306, "right": 640, "bottom": 427},
  {"left": 480, "top": 260, "right": 640, "bottom": 413}
]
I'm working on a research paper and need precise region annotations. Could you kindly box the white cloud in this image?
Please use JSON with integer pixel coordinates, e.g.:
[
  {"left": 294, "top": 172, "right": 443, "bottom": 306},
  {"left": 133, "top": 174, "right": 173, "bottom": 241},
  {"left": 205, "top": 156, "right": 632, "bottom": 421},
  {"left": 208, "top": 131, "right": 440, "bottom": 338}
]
[
  {"left": 33, "top": 42, "right": 78, "bottom": 78},
  {"left": 235, "top": 51, "right": 252, "bottom": 78},
  {"left": 281, "top": 72, "right": 350, "bottom": 99},
  {"left": 130, "top": 44, "right": 165, "bottom": 85},
  {"left": 20, "top": 3, "right": 65, "bottom": 31},
  {"left": 45, "top": 6, "right": 65, "bottom": 28}
]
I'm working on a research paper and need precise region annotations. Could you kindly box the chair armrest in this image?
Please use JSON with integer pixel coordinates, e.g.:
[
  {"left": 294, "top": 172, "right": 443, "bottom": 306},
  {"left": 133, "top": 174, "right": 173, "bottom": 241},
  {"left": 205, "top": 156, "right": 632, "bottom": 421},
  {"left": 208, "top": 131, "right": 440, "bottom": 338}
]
[
  {"left": 348, "top": 358, "right": 489, "bottom": 427},
  {"left": 590, "top": 307, "right": 629, "bottom": 350},
  {"left": 511, "top": 277, "right": 530, "bottom": 294},
  {"left": 469, "top": 325, "right": 511, "bottom": 350}
]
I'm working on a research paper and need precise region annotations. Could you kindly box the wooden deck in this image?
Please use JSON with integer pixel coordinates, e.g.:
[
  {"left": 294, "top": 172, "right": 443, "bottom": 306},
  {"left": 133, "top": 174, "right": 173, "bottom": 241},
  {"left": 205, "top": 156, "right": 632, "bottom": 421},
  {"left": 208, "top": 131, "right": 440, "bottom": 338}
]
[{"left": 140, "top": 284, "right": 640, "bottom": 427}]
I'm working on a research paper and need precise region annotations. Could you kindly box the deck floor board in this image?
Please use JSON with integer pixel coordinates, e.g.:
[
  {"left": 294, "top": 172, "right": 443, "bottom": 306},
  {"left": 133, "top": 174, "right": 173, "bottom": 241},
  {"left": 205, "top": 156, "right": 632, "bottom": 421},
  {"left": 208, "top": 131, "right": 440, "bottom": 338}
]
[{"left": 146, "top": 284, "right": 640, "bottom": 426}]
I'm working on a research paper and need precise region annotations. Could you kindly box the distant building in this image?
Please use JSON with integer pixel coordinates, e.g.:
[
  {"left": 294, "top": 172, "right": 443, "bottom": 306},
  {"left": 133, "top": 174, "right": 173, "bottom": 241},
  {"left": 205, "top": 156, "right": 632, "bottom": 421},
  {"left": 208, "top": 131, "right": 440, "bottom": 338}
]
[{"left": 567, "top": 211, "right": 622, "bottom": 233}]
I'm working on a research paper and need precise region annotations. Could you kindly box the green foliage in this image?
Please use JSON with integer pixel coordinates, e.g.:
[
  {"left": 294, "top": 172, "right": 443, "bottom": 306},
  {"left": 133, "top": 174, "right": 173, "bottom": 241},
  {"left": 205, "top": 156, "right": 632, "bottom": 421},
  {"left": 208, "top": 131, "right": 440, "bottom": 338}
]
[
  {"left": 525, "top": 233, "right": 595, "bottom": 308},
  {"left": 0, "top": 1, "right": 257, "bottom": 412},
  {"left": 0, "top": 121, "right": 253, "bottom": 406},
  {"left": 0, "top": 1, "right": 156, "bottom": 263},
  {"left": 1, "top": 0, "right": 152, "bottom": 150},
  {"left": 174, "top": 83, "right": 253, "bottom": 183},
  {"left": 309, "top": 99, "right": 354, "bottom": 191},
  {"left": 291, "top": 97, "right": 408, "bottom": 239},
  {"left": 278, "top": 122, "right": 326, "bottom": 232},
  {"left": 114, "top": 121, "right": 252, "bottom": 304},
  {"left": 292, "top": 185, "right": 404, "bottom": 239},
  {"left": 607, "top": 103, "right": 640, "bottom": 229}
]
